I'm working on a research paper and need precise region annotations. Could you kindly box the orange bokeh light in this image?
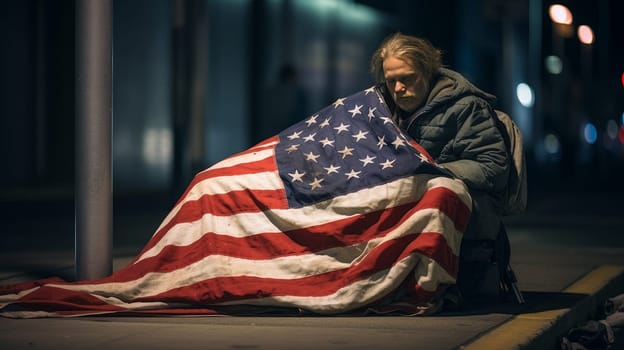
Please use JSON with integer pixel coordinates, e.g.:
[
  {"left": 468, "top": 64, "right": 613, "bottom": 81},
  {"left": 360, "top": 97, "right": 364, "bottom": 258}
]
[
  {"left": 577, "top": 25, "right": 594, "bottom": 45},
  {"left": 549, "top": 4, "right": 573, "bottom": 25}
]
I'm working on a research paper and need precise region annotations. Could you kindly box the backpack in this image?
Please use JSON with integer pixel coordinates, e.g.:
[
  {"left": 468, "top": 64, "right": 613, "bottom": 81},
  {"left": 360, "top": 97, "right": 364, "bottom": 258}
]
[
  {"left": 455, "top": 110, "right": 527, "bottom": 305},
  {"left": 494, "top": 110, "right": 527, "bottom": 216}
]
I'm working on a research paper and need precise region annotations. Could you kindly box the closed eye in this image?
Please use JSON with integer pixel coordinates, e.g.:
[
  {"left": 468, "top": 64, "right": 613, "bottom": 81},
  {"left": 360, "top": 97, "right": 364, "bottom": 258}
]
[{"left": 384, "top": 74, "right": 418, "bottom": 87}]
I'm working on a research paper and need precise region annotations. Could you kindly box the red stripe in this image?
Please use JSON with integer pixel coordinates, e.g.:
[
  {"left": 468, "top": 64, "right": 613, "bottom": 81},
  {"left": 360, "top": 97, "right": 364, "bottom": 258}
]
[
  {"left": 0, "top": 277, "right": 66, "bottom": 295},
  {"left": 426, "top": 186, "right": 471, "bottom": 232},
  {"left": 135, "top": 232, "right": 457, "bottom": 305},
  {"left": 193, "top": 154, "right": 278, "bottom": 185},
  {"left": 6, "top": 286, "right": 125, "bottom": 314},
  {"left": 197, "top": 188, "right": 289, "bottom": 216}
]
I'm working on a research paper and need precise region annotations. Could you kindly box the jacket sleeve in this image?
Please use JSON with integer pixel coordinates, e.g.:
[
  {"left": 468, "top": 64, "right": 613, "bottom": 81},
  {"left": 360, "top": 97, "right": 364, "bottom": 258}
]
[{"left": 438, "top": 100, "right": 510, "bottom": 192}]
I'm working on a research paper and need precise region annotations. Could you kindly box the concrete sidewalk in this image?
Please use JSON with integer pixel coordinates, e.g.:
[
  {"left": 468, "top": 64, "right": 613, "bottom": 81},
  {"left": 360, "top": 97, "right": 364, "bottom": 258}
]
[
  {"left": 1, "top": 252, "right": 622, "bottom": 349},
  {"left": 462, "top": 265, "right": 624, "bottom": 349}
]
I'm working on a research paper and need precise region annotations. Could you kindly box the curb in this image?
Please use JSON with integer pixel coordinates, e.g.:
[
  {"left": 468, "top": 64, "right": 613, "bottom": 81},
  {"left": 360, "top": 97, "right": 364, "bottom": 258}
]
[{"left": 460, "top": 265, "right": 624, "bottom": 350}]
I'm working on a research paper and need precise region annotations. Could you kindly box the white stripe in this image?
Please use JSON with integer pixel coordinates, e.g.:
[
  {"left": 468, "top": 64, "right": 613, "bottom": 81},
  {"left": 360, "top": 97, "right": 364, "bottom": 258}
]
[
  {"left": 0, "top": 309, "right": 124, "bottom": 318},
  {"left": 154, "top": 148, "right": 276, "bottom": 235},
  {"left": 52, "top": 204, "right": 460, "bottom": 301},
  {"left": 90, "top": 294, "right": 176, "bottom": 310},
  {"left": 140, "top": 175, "right": 469, "bottom": 262},
  {"left": 194, "top": 171, "right": 283, "bottom": 195},
  {"left": 218, "top": 254, "right": 454, "bottom": 314},
  {"left": 0, "top": 311, "right": 65, "bottom": 318},
  {"left": 0, "top": 286, "right": 39, "bottom": 304},
  {"left": 413, "top": 255, "right": 456, "bottom": 291}
]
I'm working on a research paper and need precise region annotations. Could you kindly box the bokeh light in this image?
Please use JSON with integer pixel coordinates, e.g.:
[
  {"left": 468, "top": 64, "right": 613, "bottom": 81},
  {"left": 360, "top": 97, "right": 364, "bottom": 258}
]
[
  {"left": 606, "top": 119, "right": 618, "bottom": 140},
  {"left": 545, "top": 55, "right": 563, "bottom": 74},
  {"left": 577, "top": 25, "right": 594, "bottom": 45},
  {"left": 516, "top": 83, "right": 534, "bottom": 107},
  {"left": 549, "top": 4, "right": 573, "bottom": 25},
  {"left": 544, "top": 133, "right": 560, "bottom": 154},
  {"left": 583, "top": 123, "right": 598, "bottom": 144}
]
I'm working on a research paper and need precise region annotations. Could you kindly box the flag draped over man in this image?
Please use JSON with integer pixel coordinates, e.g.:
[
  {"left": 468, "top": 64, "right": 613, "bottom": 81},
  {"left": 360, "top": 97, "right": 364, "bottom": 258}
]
[{"left": 0, "top": 87, "right": 471, "bottom": 318}]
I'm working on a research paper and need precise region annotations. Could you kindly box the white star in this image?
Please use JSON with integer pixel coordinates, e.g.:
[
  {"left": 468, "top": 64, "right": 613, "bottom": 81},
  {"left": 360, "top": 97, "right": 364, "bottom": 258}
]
[
  {"left": 352, "top": 130, "right": 369, "bottom": 142},
  {"left": 378, "top": 95, "right": 385, "bottom": 104},
  {"left": 359, "top": 155, "right": 376, "bottom": 167},
  {"left": 309, "top": 177, "right": 324, "bottom": 190},
  {"left": 338, "top": 146, "right": 354, "bottom": 159},
  {"left": 304, "top": 151, "right": 320, "bottom": 163},
  {"left": 380, "top": 159, "right": 395, "bottom": 169},
  {"left": 319, "top": 137, "right": 335, "bottom": 148},
  {"left": 333, "top": 97, "right": 346, "bottom": 108},
  {"left": 285, "top": 144, "right": 300, "bottom": 153},
  {"left": 288, "top": 170, "right": 305, "bottom": 182},
  {"left": 305, "top": 115, "right": 318, "bottom": 127},
  {"left": 320, "top": 117, "right": 331, "bottom": 128},
  {"left": 345, "top": 169, "right": 361, "bottom": 179},
  {"left": 377, "top": 136, "right": 387, "bottom": 149},
  {"left": 324, "top": 164, "right": 341, "bottom": 174},
  {"left": 287, "top": 131, "right": 302, "bottom": 140},
  {"left": 303, "top": 133, "right": 316, "bottom": 142},
  {"left": 380, "top": 116, "right": 393, "bottom": 124},
  {"left": 368, "top": 107, "right": 377, "bottom": 120},
  {"left": 348, "top": 104, "right": 363, "bottom": 118},
  {"left": 334, "top": 123, "right": 350, "bottom": 134},
  {"left": 364, "top": 86, "right": 375, "bottom": 95},
  {"left": 391, "top": 137, "right": 406, "bottom": 149},
  {"left": 417, "top": 152, "right": 430, "bottom": 163}
]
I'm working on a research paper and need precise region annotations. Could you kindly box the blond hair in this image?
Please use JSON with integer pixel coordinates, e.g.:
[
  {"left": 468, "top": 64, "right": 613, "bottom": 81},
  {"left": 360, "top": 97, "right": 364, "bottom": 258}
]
[{"left": 371, "top": 33, "right": 442, "bottom": 84}]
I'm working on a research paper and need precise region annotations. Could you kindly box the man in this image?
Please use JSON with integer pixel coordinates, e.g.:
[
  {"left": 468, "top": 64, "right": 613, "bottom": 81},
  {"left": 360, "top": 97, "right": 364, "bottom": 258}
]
[{"left": 371, "top": 32, "right": 510, "bottom": 240}]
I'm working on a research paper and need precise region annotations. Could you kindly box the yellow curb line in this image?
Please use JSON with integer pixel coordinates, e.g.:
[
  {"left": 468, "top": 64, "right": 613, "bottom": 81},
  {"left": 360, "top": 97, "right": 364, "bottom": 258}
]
[{"left": 460, "top": 265, "right": 624, "bottom": 350}]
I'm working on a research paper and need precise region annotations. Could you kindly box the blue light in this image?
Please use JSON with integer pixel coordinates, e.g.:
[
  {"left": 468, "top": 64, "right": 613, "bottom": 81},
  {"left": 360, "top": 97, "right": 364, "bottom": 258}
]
[{"left": 583, "top": 123, "right": 598, "bottom": 144}]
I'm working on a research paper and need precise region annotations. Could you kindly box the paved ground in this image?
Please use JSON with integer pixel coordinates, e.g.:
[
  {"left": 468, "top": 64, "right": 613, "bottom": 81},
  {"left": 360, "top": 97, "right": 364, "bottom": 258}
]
[{"left": 1, "top": 183, "right": 623, "bottom": 349}]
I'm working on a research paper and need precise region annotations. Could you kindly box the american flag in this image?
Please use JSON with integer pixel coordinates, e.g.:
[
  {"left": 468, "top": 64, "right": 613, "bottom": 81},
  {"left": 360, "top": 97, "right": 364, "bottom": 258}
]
[{"left": 0, "top": 87, "right": 471, "bottom": 318}]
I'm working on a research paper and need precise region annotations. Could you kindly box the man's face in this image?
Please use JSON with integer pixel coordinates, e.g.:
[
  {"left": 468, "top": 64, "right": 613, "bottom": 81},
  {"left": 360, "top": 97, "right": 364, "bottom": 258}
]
[{"left": 382, "top": 55, "right": 428, "bottom": 113}]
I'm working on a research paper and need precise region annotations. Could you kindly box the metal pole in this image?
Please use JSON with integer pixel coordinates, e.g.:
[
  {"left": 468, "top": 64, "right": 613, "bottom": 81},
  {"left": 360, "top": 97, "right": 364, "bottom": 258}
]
[
  {"left": 75, "top": 0, "right": 113, "bottom": 280},
  {"left": 171, "top": 0, "right": 191, "bottom": 196}
]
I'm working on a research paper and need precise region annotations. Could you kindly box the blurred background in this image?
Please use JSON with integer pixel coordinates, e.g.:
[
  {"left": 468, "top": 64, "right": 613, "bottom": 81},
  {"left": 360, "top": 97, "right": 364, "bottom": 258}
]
[{"left": 1, "top": 0, "right": 623, "bottom": 253}]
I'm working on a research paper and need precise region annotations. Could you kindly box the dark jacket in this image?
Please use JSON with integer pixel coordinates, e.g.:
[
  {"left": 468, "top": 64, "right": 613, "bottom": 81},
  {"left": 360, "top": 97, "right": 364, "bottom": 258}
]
[{"left": 380, "top": 68, "right": 510, "bottom": 204}]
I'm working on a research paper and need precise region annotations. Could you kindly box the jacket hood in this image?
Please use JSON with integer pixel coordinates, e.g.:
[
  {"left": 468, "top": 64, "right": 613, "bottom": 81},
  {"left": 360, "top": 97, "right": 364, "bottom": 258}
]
[{"left": 425, "top": 68, "right": 497, "bottom": 108}]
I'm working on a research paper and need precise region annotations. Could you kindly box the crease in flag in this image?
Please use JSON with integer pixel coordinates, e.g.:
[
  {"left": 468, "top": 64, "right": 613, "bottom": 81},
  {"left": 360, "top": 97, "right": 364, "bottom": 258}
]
[{"left": 0, "top": 86, "right": 472, "bottom": 318}]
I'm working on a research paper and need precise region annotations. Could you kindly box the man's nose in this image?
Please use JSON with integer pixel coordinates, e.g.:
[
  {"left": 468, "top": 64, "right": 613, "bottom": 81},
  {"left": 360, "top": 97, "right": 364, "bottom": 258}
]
[{"left": 394, "top": 82, "right": 406, "bottom": 93}]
